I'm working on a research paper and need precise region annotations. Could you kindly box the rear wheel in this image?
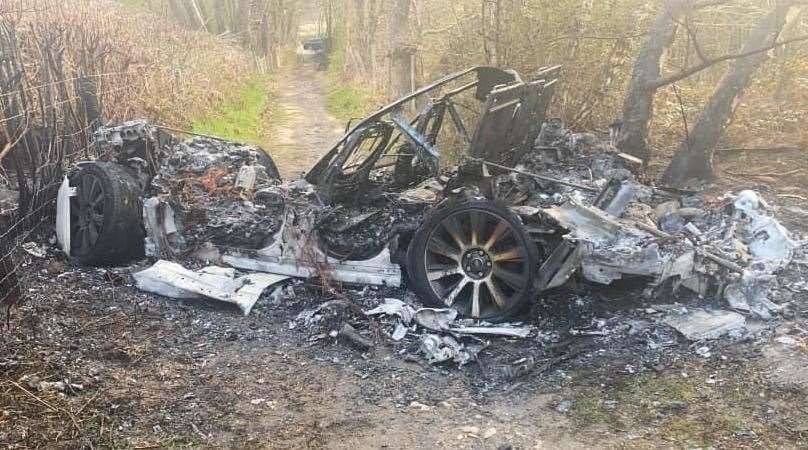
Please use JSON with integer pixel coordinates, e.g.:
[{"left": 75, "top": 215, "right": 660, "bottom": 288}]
[
  {"left": 70, "top": 162, "right": 145, "bottom": 265},
  {"left": 407, "top": 200, "right": 538, "bottom": 321}
]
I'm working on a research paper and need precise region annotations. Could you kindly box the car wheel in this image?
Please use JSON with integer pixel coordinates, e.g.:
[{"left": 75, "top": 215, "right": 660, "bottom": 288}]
[
  {"left": 407, "top": 200, "right": 539, "bottom": 321},
  {"left": 69, "top": 162, "right": 145, "bottom": 266}
]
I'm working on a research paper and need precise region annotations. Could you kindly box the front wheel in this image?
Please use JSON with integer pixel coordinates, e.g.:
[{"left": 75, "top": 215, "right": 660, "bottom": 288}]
[
  {"left": 69, "top": 162, "right": 145, "bottom": 265},
  {"left": 407, "top": 200, "right": 539, "bottom": 321}
]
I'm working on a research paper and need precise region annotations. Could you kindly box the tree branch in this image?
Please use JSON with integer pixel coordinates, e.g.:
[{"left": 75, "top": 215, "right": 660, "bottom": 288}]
[
  {"left": 422, "top": 14, "right": 479, "bottom": 36},
  {"left": 671, "top": 84, "right": 691, "bottom": 153},
  {"left": 649, "top": 34, "right": 808, "bottom": 88},
  {"left": 544, "top": 32, "right": 648, "bottom": 45},
  {"left": 682, "top": 16, "right": 707, "bottom": 63},
  {"left": 692, "top": 0, "right": 730, "bottom": 9},
  {"left": 0, "top": 124, "right": 28, "bottom": 164}
]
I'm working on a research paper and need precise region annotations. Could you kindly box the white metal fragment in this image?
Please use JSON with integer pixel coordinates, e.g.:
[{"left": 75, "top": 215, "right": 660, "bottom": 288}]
[
  {"left": 449, "top": 325, "right": 532, "bottom": 338},
  {"left": 55, "top": 176, "right": 77, "bottom": 255},
  {"left": 724, "top": 270, "right": 781, "bottom": 320},
  {"left": 391, "top": 323, "right": 408, "bottom": 341},
  {"left": 543, "top": 201, "right": 621, "bottom": 243},
  {"left": 365, "top": 298, "right": 415, "bottom": 324},
  {"left": 143, "top": 197, "right": 183, "bottom": 257},
  {"left": 235, "top": 165, "right": 258, "bottom": 191},
  {"left": 132, "top": 260, "right": 288, "bottom": 315},
  {"left": 414, "top": 308, "right": 458, "bottom": 331},
  {"left": 663, "top": 308, "right": 746, "bottom": 341},
  {"left": 733, "top": 190, "right": 797, "bottom": 266},
  {"left": 419, "top": 334, "right": 479, "bottom": 365},
  {"left": 21, "top": 242, "right": 46, "bottom": 258}
]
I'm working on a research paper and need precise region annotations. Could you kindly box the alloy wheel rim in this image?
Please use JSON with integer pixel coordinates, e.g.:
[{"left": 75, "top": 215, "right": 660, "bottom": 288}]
[
  {"left": 423, "top": 208, "right": 530, "bottom": 319},
  {"left": 70, "top": 173, "right": 105, "bottom": 254}
]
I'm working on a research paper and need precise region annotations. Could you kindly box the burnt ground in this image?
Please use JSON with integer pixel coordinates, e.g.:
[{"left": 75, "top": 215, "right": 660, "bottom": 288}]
[
  {"left": 2, "top": 230, "right": 808, "bottom": 449},
  {"left": 3, "top": 69, "right": 808, "bottom": 449}
]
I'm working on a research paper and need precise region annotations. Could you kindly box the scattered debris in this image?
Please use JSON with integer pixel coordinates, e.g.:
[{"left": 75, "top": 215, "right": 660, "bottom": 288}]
[
  {"left": 132, "top": 260, "right": 288, "bottom": 315},
  {"left": 663, "top": 308, "right": 747, "bottom": 341},
  {"left": 338, "top": 323, "right": 374, "bottom": 351},
  {"left": 555, "top": 399, "right": 573, "bottom": 413},
  {"left": 21, "top": 242, "right": 46, "bottom": 258},
  {"left": 419, "top": 334, "right": 482, "bottom": 365},
  {"left": 414, "top": 308, "right": 458, "bottom": 331},
  {"left": 409, "top": 401, "right": 431, "bottom": 411},
  {"left": 365, "top": 298, "right": 415, "bottom": 323},
  {"left": 501, "top": 357, "right": 538, "bottom": 380},
  {"left": 449, "top": 325, "right": 532, "bottom": 338}
]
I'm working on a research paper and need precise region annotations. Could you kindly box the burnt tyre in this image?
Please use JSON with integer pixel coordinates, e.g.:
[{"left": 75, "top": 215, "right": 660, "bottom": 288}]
[
  {"left": 69, "top": 162, "right": 145, "bottom": 265},
  {"left": 407, "top": 200, "right": 539, "bottom": 321}
]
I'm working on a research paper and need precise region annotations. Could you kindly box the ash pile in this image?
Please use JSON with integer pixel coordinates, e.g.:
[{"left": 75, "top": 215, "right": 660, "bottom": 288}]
[
  {"left": 479, "top": 121, "right": 805, "bottom": 356},
  {"left": 499, "top": 120, "right": 802, "bottom": 321}
]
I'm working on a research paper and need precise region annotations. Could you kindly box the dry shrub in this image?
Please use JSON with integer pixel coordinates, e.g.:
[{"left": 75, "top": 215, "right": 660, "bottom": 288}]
[
  {"left": 332, "top": 0, "right": 808, "bottom": 156},
  {"left": 4, "top": 0, "right": 254, "bottom": 128}
]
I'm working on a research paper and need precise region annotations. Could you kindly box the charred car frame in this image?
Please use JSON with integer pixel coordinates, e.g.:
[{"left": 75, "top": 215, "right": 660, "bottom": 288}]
[{"left": 59, "top": 65, "right": 776, "bottom": 322}]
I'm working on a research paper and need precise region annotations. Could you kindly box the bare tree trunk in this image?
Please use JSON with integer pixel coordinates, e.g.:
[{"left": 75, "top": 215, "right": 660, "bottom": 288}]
[
  {"left": 235, "top": 0, "right": 251, "bottom": 46},
  {"left": 365, "top": 0, "right": 380, "bottom": 86},
  {"left": 212, "top": 1, "right": 228, "bottom": 34},
  {"left": 179, "top": 0, "right": 203, "bottom": 30},
  {"left": 167, "top": 0, "right": 192, "bottom": 27},
  {"left": 189, "top": 0, "right": 208, "bottom": 32},
  {"left": 774, "top": 6, "right": 806, "bottom": 100},
  {"left": 662, "top": 0, "right": 799, "bottom": 185},
  {"left": 616, "top": 0, "right": 693, "bottom": 162},
  {"left": 323, "top": 0, "right": 335, "bottom": 42},
  {"left": 388, "top": 0, "right": 413, "bottom": 100}
]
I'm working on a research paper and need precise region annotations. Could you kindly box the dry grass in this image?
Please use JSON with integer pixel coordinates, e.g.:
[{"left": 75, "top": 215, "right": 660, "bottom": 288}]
[{"left": 4, "top": 0, "right": 256, "bottom": 129}]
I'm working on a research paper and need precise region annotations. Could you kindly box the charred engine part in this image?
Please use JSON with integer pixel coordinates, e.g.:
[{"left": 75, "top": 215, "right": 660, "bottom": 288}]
[
  {"left": 180, "top": 201, "right": 282, "bottom": 250},
  {"left": 143, "top": 137, "right": 285, "bottom": 256},
  {"left": 223, "top": 204, "right": 403, "bottom": 287},
  {"left": 316, "top": 204, "right": 425, "bottom": 261},
  {"left": 94, "top": 120, "right": 168, "bottom": 191},
  {"left": 490, "top": 125, "right": 637, "bottom": 209},
  {"left": 156, "top": 137, "right": 281, "bottom": 181},
  {"left": 534, "top": 178, "right": 646, "bottom": 291}
]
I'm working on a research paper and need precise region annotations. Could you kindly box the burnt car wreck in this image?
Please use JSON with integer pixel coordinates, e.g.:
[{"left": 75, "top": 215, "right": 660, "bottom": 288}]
[{"left": 55, "top": 66, "right": 798, "bottom": 325}]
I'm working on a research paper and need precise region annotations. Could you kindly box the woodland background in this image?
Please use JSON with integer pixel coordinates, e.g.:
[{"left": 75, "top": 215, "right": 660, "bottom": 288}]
[{"left": 1, "top": 0, "right": 806, "bottom": 178}]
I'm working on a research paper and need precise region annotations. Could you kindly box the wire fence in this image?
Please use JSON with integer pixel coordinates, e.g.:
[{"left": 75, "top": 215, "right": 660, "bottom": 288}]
[{"left": 0, "top": 5, "right": 131, "bottom": 319}]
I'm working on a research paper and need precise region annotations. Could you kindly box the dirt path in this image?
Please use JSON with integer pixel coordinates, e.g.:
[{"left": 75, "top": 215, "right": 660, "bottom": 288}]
[{"left": 269, "top": 62, "right": 344, "bottom": 179}]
